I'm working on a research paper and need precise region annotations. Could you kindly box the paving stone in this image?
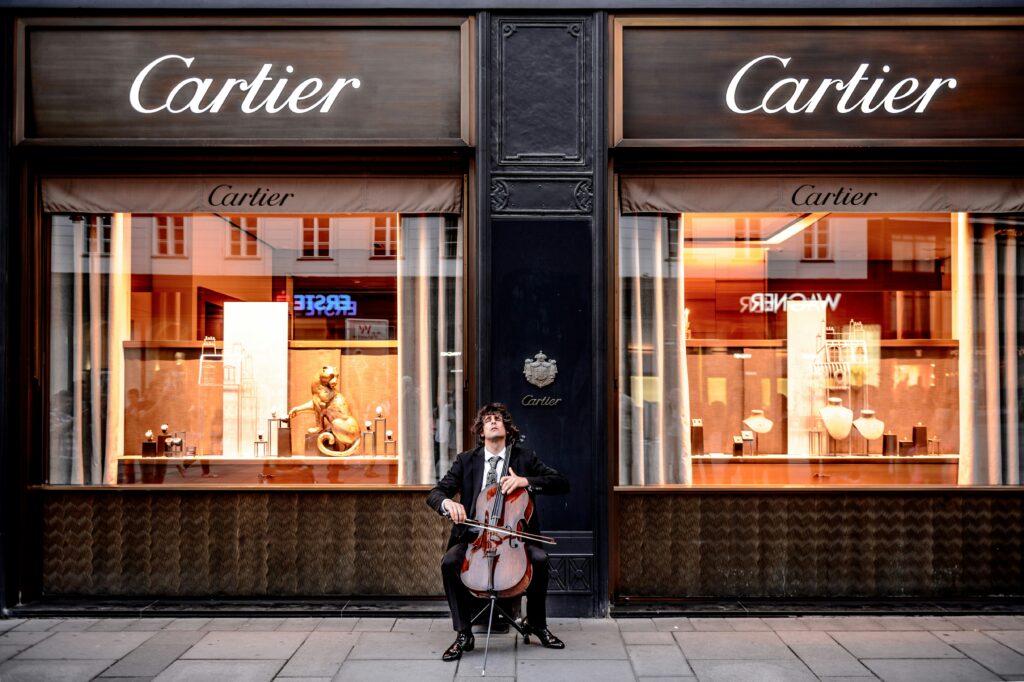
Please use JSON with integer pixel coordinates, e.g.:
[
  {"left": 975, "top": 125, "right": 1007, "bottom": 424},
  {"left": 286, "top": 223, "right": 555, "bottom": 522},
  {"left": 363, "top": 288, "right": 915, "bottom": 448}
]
[
  {"left": 51, "top": 619, "right": 100, "bottom": 632},
  {"left": 151, "top": 659, "right": 284, "bottom": 682},
  {"left": 623, "top": 630, "right": 677, "bottom": 644},
  {"left": 162, "top": 618, "right": 211, "bottom": 631},
  {"left": 830, "top": 631, "right": 965, "bottom": 659},
  {"left": 978, "top": 616, "right": 1024, "bottom": 630},
  {"left": 518, "top": 629, "right": 627, "bottom": 660},
  {"left": 986, "top": 630, "right": 1024, "bottom": 655},
  {"left": 429, "top": 618, "right": 457, "bottom": 632},
  {"left": 394, "top": 618, "right": 432, "bottom": 632},
  {"left": 580, "top": 618, "right": 621, "bottom": 633},
  {"left": 0, "top": 631, "right": 56, "bottom": 647},
  {"left": 349, "top": 630, "right": 475, "bottom": 661},
  {"left": 725, "top": 618, "right": 772, "bottom": 632},
  {"left": 241, "top": 618, "right": 288, "bottom": 631},
  {"left": 818, "top": 677, "right": 879, "bottom": 681},
  {"left": 455, "top": 634, "right": 517, "bottom": 678},
  {"left": 546, "top": 618, "right": 583, "bottom": 632},
  {"left": 878, "top": 617, "right": 960, "bottom": 631},
  {"left": 275, "top": 632, "right": 359, "bottom": 678},
  {"left": 182, "top": 631, "right": 308, "bottom": 660},
  {"left": 334, "top": 659, "right": 456, "bottom": 681},
  {"left": 277, "top": 618, "right": 323, "bottom": 632},
  {"left": 0, "top": 658, "right": 118, "bottom": 681},
  {"left": 126, "top": 618, "right": 177, "bottom": 631},
  {"left": 0, "top": 645, "right": 24, "bottom": 663},
  {"left": 516, "top": 659, "right": 636, "bottom": 682},
  {"left": 764, "top": 618, "right": 809, "bottom": 631},
  {"left": 351, "top": 618, "right": 394, "bottom": 632},
  {"left": 99, "top": 630, "right": 204, "bottom": 677},
  {"left": 674, "top": 632, "right": 795, "bottom": 660},
  {"left": 636, "top": 678, "right": 695, "bottom": 682},
  {"left": 273, "top": 678, "right": 332, "bottom": 682},
  {"left": 88, "top": 619, "right": 141, "bottom": 632},
  {"left": 313, "top": 618, "right": 357, "bottom": 632},
  {"left": 201, "top": 618, "right": 250, "bottom": 631},
  {"left": 11, "top": 619, "right": 64, "bottom": 632},
  {"left": 627, "top": 643, "right": 694, "bottom": 677},
  {"left": 861, "top": 658, "right": 1000, "bottom": 682},
  {"left": 16, "top": 631, "right": 155, "bottom": 659},
  {"left": 690, "top": 618, "right": 736, "bottom": 632},
  {"left": 653, "top": 618, "right": 696, "bottom": 632},
  {"left": 776, "top": 630, "right": 874, "bottom": 677},
  {"left": 688, "top": 658, "right": 817, "bottom": 682},
  {"left": 934, "top": 630, "right": 1024, "bottom": 676},
  {"left": 800, "top": 617, "right": 885, "bottom": 632},
  {"left": 943, "top": 617, "right": 998, "bottom": 631},
  {"left": 0, "top": 619, "right": 26, "bottom": 632},
  {"left": 617, "top": 618, "right": 658, "bottom": 632}
]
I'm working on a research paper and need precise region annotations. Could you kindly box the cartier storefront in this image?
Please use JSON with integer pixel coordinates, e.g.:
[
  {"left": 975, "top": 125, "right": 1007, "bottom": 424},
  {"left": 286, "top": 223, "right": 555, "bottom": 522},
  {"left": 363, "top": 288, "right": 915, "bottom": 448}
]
[
  {"left": 608, "top": 16, "right": 1024, "bottom": 605},
  {"left": 3, "top": 10, "right": 1024, "bottom": 618},
  {"left": 6, "top": 16, "right": 476, "bottom": 606}
]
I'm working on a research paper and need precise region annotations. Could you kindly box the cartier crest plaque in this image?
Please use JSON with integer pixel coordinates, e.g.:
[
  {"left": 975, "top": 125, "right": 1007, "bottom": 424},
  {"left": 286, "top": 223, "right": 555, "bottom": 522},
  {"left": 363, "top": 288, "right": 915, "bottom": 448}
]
[{"left": 523, "top": 351, "right": 558, "bottom": 388}]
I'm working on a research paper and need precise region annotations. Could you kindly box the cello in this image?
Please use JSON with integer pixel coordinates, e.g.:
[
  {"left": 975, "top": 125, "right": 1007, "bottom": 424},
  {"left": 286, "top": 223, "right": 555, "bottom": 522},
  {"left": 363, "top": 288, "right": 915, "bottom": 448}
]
[{"left": 456, "top": 446, "right": 555, "bottom": 674}]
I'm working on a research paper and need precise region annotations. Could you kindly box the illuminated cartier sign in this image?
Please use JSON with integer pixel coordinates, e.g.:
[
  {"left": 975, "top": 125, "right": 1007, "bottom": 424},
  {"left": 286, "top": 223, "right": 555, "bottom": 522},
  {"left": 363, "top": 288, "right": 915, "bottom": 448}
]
[
  {"left": 726, "top": 55, "right": 957, "bottom": 115},
  {"left": 739, "top": 293, "right": 842, "bottom": 314},
  {"left": 293, "top": 294, "right": 357, "bottom": 318},
  {"left": 130, "top": 55, "right": 362, "bottom": 115}
]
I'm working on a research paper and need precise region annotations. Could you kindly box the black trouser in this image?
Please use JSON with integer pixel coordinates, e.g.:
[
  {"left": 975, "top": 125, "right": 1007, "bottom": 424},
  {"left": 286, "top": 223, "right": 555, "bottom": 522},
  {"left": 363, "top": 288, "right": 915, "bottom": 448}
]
[{"left": 441, "top": 543, "right": 549, "bottom": 633}]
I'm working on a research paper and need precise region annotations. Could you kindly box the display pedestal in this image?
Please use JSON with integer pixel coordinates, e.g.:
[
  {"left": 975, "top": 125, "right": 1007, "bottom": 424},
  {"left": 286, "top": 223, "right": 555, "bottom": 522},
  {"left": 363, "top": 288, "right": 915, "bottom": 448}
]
[
  {"left": 304, "top": 433, "right": 318, "bottom": 456},
  {"left": 277, "top": 427, "right": 292, "bottom": 457}
]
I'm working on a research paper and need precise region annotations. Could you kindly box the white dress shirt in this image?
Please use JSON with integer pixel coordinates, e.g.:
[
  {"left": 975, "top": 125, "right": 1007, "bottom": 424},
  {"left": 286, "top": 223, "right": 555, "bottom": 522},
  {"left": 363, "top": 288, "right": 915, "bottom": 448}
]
[{"left": 480, "top": 447, "right": 507, "bottom": 491}]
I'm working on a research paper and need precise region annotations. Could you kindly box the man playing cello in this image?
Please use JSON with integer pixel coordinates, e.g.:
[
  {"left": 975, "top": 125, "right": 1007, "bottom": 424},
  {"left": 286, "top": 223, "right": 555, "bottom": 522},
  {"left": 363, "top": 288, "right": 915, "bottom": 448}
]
[{"left": 427, "top": 402, "right": 569, "bottom": 662}]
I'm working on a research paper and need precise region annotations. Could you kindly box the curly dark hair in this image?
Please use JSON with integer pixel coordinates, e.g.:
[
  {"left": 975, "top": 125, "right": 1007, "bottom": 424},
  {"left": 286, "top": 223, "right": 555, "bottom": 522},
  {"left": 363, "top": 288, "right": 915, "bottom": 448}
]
[{"left": 472, "top": 402, "right": 521, "bottom": 445}]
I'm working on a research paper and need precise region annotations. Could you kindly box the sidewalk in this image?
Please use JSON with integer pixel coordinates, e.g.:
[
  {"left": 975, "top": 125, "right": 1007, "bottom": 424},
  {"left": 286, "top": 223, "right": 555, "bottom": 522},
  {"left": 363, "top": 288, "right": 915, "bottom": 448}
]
[{"left": 1, "top": 614, "right": 1023, "bottom": 681}]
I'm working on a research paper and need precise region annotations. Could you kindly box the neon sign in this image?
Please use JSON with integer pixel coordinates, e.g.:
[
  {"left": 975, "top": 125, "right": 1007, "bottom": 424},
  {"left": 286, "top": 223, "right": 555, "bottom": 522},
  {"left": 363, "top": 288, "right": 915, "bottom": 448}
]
[
  {"left": 739, "top": 292, "right": 842, "bottom": 314},
  {"left": 293, "top": 293, "right": 357, "bottom": 318}
]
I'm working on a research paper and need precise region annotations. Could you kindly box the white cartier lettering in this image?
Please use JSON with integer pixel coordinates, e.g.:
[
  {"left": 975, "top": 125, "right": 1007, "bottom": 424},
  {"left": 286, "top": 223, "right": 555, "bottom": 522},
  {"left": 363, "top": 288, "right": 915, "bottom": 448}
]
[
  {"left": 792, "top": 184, "right": 877, "bottom": 207},
  {"left": 725, "top": 55, "right": 957, "bottom": 115},
  {"left": 129, "top": 54, "right": 362, "bottom": 115}
]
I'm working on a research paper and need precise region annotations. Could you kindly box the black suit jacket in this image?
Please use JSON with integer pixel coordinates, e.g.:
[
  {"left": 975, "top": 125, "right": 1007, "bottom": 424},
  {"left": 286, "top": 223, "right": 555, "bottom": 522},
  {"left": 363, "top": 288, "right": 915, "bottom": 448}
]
[{"left": 426, "top": 443, "right": 569, "bottom": 549}]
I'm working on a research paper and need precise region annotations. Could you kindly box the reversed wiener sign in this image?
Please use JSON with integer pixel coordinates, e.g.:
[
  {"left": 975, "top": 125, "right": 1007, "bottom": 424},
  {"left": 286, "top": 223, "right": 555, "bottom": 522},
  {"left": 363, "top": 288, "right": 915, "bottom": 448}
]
[
  {"left": 615, "top": 21, "right": 1024, "bottom": 145},
  {"left": 20, "top": 20, "right": 468, "bottom": 144}
]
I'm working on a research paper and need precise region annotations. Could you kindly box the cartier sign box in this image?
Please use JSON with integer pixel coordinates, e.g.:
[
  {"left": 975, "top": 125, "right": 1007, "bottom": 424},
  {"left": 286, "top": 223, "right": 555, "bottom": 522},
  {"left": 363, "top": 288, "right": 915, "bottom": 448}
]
[
  {"left": 18, "top": 18, "right": 470, "bottom": 145},
  {"left": 614, "top": 19, "right": 1024, "bottom": 146}
]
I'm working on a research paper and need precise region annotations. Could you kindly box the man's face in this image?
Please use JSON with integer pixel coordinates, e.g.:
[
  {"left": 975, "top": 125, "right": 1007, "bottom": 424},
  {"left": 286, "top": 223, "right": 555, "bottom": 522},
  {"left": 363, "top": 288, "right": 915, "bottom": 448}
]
[{"left": 482, "top": 413, "right": 506, "bottom": 440}]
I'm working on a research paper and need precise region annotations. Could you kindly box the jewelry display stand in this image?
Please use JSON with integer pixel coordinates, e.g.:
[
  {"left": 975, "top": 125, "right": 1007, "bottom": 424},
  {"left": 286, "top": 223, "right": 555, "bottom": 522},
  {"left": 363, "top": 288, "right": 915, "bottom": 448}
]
[
  {"left": 813, "top": 321, "right": 867, "bottom": 455},
  {"left": 853, "top": 409, "right": 885, "bottom": 454},
  {"left": 742, "top": 409, "right": 773, "bottom": 455}
]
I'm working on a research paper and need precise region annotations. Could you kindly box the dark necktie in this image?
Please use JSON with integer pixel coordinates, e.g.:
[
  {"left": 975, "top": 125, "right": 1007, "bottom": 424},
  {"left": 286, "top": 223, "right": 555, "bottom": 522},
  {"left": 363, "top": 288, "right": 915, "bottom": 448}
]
[{"left": 486, "top": 456, "right": 500, "bottom": 487}]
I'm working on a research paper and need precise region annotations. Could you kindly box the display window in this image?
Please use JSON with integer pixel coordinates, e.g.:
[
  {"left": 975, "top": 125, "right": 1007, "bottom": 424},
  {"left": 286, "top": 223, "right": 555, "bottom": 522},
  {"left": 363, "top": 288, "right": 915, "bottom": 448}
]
[
  {"left": 45, "top": 177, "right": 465, "bottom": 486},
  {"left": 616, "top": 177, "right": 1023, "bottom": 487}
]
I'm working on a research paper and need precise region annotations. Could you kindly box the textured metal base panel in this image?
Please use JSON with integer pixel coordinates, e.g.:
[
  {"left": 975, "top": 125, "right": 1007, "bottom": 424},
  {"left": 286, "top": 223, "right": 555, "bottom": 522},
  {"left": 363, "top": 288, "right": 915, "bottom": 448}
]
[
  {"left": 617, "top": 493, "right": 1024, "bottom": 599},
  {"left": 41, "top": 492, "right": 448, "bottom": 597}
]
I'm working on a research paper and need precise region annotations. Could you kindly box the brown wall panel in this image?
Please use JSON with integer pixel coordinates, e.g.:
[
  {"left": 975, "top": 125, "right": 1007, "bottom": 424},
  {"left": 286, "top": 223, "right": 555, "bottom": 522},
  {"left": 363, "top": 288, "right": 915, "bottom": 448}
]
[
  {"left": 617, "top": 492, "right": 1024, "bottom": 598},
  {"left": 41, "top": 492, "right": 448, "bottom": 597}
]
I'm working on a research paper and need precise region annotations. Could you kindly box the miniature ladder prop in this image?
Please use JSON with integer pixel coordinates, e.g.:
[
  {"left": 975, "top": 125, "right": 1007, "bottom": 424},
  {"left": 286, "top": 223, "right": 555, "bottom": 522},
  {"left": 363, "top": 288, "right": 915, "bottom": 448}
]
[{"left": 197, "top": 336, "right": 223, "bottom": 386}]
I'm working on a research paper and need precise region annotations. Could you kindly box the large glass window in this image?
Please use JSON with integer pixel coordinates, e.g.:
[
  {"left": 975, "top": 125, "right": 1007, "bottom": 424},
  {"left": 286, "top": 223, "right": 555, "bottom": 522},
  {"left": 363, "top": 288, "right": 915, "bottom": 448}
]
[
  {"left": 47, "top": 187, "right": 464, "bottom": 487},
  {"left": 618, "top": 201, "right": 1023, "bottom": 487}
]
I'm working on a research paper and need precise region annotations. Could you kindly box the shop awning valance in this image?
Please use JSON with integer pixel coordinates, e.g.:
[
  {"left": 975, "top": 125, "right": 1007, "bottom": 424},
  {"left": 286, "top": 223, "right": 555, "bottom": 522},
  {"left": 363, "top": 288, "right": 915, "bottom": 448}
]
[
  {"left": 42, "top": 177, "right": 463, "bottom": 215},
  {"left": 619, "top": 177, "right": 1024, "bottom": 214}
]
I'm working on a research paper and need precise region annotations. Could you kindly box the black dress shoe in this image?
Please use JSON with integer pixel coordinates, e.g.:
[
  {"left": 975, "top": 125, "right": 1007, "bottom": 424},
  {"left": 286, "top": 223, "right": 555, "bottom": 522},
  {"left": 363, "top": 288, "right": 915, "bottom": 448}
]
[
  {"left": 521, "top": 621, "right": 565, "bottom": 649},
  {"left": 442, "top": 631, "right": 475, "bottom": 661}
]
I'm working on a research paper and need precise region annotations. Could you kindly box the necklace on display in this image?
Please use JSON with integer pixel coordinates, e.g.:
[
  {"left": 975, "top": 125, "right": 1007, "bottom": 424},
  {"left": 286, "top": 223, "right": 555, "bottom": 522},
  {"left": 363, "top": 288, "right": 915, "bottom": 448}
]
[
  {"left": 742, "top": 409, "right": 774, "bottom": 435},
  {"left": 819, "top": 397, "right": 853, "bottom": 440}
]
